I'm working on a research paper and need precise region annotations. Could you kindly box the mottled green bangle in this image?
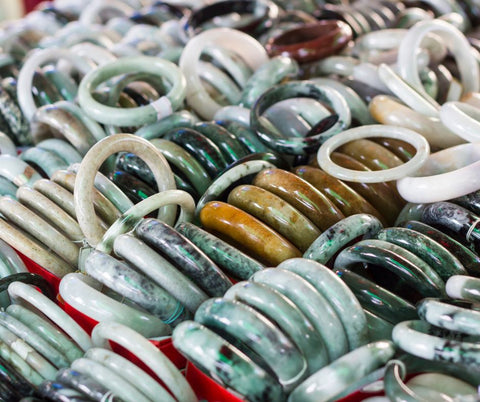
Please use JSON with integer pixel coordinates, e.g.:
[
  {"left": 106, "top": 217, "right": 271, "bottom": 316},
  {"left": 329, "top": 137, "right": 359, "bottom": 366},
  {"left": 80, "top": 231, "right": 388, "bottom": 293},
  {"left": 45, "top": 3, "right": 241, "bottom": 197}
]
[
  {"left": 304, "top": 213, "right": 383, "bottom": 264},
  {"left": 195, "top": 298, "right": 308, "bottom": 391},
  {"left": 335, "top": 268, "right": 417, "bottom": 324},
  {"left": 172, "top": 321, "right": 285, "bottom": 401},
  {"left": 364, "top": 309, "right": 394, "bottom": 342},
  {"left": 78, "top": 56, "right": 186, "bottom": 126},
  {"left": 36, "top": 139, "right": 82, "bottom": 165},
  {"left": 0, "top": 155, "right": 42, "bottom": 188},
  {"left": 447, "top": 275, "right": 480, "bottom": 303},
  {"left": 0, "top": 176, "right": 18, "bottom": 198},
  {"left": 0, "top": 85, "right": 31, "bottom": 146},
  {"left": 220, "top": 121, "right": 271, "bottom": 153},
  {"left": 42, "top": 66, "right": 77, "bottom": 102},
  {"left": 334, "top": 239, "right": 445, "bottom": 299},
  {"left": 20, "top": 147, "right": 68, "bottom": 178},
  {"left": 135, "top": 110, "right": 197, "bottom": 140},
  {"left": 289, "top": 340, "right": 395, "bottom": 402},
  {"left": 0, "top": 273, "right": 54, "bottom": 300},
  {"left": 376, "top": 227, "right": 467, "bottom": 281}
]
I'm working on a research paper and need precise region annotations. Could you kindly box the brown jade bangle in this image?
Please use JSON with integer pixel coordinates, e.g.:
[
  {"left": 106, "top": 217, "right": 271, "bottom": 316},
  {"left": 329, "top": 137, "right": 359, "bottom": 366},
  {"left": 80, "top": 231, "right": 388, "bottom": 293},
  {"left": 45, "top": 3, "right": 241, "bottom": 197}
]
[
  {"left": 265, "top": 20, "right": 352, "bottom": 63},
  {"left": 293, "top": 165, "right": 387, "bottom": 226},
  {"left": 253, "top": 168, "right": 344, "bottom": 231},
  {"left": 199, "top": 201, "right": 301, "bottom": 266},
  {"left": 371, "top": 138, "right": 416, "bottom": 163}
]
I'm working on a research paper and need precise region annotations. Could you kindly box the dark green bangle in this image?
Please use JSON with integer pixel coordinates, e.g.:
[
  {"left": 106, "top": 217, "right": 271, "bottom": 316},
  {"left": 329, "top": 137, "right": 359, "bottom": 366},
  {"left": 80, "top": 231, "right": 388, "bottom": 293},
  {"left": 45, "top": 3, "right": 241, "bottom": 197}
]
[
  {"left": 0, "top": 272, "right": 55, "bottom": 300},
  {"left": 220, "top": 121, "right": 271, "bottom": 153},
  {"left": 0, "top": 84, "right": 31, "bottom": 146},
  {"left": 334, "top": 268, "right": 417, "bottom": 324},
  {"left": 135, "top": 111, "right": 196, "bottom": 140},
  {"left": 401, "top": 220, "right": 480, "bottom": 277},
  {"left": 32, "top": 70, "right": 64, "bottom": 107},
  {"left": 42, "top": 65, "right": 77, "bottom": 102},
  {"left": 109, "top": 170, "right": 156, "bottom": 204},
  {"left": 451, "top": 189, "right": 480, "bottom": 216}
]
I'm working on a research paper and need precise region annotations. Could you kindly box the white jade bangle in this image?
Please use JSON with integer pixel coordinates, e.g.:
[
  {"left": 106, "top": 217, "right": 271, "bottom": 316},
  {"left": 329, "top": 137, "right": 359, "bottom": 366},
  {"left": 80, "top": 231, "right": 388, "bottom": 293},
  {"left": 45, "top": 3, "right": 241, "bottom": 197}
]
[
  {"left": 92, "top": 321, "right": 196, "bottom": 402},
  {"left": 378, "top": 63, "right": 440, "bottom": 117},
  {"left": 97, "top": 189, "right": 195, "bottom": 254},
  {"left": 440, "top": 101, "right": 480, "bottom": 142},
  {"left": 0, "top": 133, "right": 16, "bottom": 156},
  {"left": 71, "top": 357, "right": 150, "bottom": 402},
  {"left": 60, "top": 273, "right": 171, "bottom": 338},
  {"left": 79, "top": 0, "right": 135, "bottom": 25},
  {"left": 0, "top": 155, "right": 42, "bottom": 188},
  {"left": 398, "top": 20, "right": 479, "bottom": 97},
  {"left": 85, "top": 348, "right": 175, "bottom": 402},
  {"left": 179, "top": 27, "right": 268, "bottom": 120},
  {"left": 17, "top": 48, "right": 93, "bottom": 120},
  {"left": 74, "top": 134, "right": 175, "bottom": 246},
  {"left": 8, "top": 281, "right": 92, "bottom": 351},
  {"left": 318, "top": 125, "right": 430, "bottom": 183},
  {"left": 397, "top": 142, "right": 480, "bottom": 203},
  {"left": 213, "top": 105, "right": 251, "bottom": 126}
]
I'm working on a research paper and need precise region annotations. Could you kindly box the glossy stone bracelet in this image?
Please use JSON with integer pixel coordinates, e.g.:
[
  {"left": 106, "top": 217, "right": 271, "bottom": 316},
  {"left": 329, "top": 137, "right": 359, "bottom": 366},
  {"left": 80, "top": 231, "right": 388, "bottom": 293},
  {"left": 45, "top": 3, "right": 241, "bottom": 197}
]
[
  {"left": 0, "top": 155, "right": 42, "bottom": 188},
  {"left": 200, "top": 201, "right": 302, "bottom": 266},
  {"left": 401, "top": 220, "right": 480, "bottom": 277},
  {"left": 195, "top": 298, "right": 307, "bottom": 391},
  {"left": 8, "top": 281, "right": 92, "bottom": 352},
  {"left": 173, "top": 320, "right": 284, "bottom": 401},
  {"left": 97, "top": 189, "right": 195, "bottom": 254},
  {"left": 36, "top": 139, "right": 82, "bottom": 165},
  {"left": 0, "top": 86, "right": 31, "bottom": 146},
  {"left": 180, "top": 28, "right": 268, "bottom": 120},
  {"left": 252, "top": 268, "right": 348, "bottom": 361},
  {"left": 392, "top": 320, "right": 480, "bottom": 366},
  {"left": 78, "top": 56, "right": 186, "bottom": 126},
  {"left": 335, "top": 239, "right": 446, "bottom": 299},
  {"left": 253, "top": 169, "right": 344, "bottom": 231},
  {"left": 0, "top": 272, "right": 53, "bottom": 300},
  {"left": 135, "top": 218, "right": 232, "bottom": 297},
  {"left": 195, "top": 160, "right": 277, "bottom": 217},
  {"left": 59, "top": 273, "right": 170, "bottom": 338},
  {"left": 288, "top": 340, "right": 395, "bottom": 402},
  {"left": 418, "top": 298, "right": 480, "bottom": 336},
  {"left": 318, "top": 125, "right": 430, "bottom": 183},
  {"left": 447, "top": 275, "right": 480, "bottom": 303},
  {"left": 74, "top": 134, "right": 175, "bottom": 246},
  {"left": 93, "top": 321, "right": 197, "bottom": 402},
  {"left": 85, "top": 250, "right": 189, "bottom": 326},
  {"left": 304, "top": 213, "right": 382, "bottom": 264},
  {"left": 0, "top": 342, "right": 44, "bottom": 386},
  {"left": 279, "top": 258, "right": 368, "bottom": 349},
  {"left": 251, "top": 81, "right": 350, "bottom": 155},
  {"left": 20, "top": 147, "right": 68, "bottom": 178}
]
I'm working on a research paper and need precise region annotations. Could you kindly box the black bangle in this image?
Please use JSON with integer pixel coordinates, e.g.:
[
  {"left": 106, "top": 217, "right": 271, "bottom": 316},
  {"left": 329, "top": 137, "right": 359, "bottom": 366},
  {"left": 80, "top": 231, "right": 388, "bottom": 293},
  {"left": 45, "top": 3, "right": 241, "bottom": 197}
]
[{"left": 0, "top": 273, "right": 55, "bottom": 300}]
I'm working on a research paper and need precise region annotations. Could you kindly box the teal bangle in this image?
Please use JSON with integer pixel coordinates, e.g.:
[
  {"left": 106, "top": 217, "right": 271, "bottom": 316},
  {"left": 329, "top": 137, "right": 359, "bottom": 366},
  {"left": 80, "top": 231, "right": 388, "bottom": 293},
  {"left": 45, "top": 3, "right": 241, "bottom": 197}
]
[
  {"left": 364, "top": 309, "right": 394, "bottom": 342},
  {"left": 376, "top": 227, "right": 468, "bottom": 280},
  {"left": 172, "top": 321, "right": 285, "bottom": 401},
  {"left": 334, "top": 268, "right": 417, "bottom": 324},
  {"left": 36, "top": 139, "right": 82, "bottom": 165},
  {"left": 289, "top": 340, "right": 395, "bottom": 402},
  {"left": 334, "top": 239, "right": 445, "bottom": 299},
  {"left": 135, "top": 110, "right": 197, "bottom": 140},
  {"left": 78, "top": 56, "right": 187, "bottom": 126},
  {"left": 304, "top": 213, "right": 383, "bottom": 264},
  {"left": 42, "top": 65, "right": 77, "bottom": 102},
  {"left": 279, "top": 258, "right": 368, "bottom": 350},
  {"left": 220, "top": 121, "right": 271, "bottom": 153},
  {"left": 20, "top": 147, "right": 68, "bottom": 178},
  {"left": 447, "top": 275, "right": 480, "bottom": 303},
  {"left": 195, "top": 298, "right": 308, "bottom": 391}
]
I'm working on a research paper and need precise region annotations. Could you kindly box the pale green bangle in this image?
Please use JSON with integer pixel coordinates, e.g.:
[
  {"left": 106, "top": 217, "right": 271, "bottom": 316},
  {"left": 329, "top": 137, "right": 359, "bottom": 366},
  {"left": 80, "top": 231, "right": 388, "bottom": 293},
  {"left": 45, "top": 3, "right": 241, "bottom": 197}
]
[{"left": 78, "top": 56, "right": 187, "bottom": 126}]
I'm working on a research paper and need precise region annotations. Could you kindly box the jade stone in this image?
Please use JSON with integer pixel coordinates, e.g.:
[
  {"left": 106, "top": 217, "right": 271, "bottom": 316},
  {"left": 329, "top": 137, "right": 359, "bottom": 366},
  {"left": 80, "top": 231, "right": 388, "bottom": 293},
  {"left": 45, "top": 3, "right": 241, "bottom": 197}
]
[
  {"left": 446, "top": 275, "right": 480, "bottom": 303},
  {"left": 194, "top": 122, "right": 249, "bottom": 163},
  {"left": 252, "top": 268, "right": 348, "bottom": 361},
  {"left": 85, "top": 250, "right": 190, "bottom": 326},
  {"left": 417, "top": 298, "right": 480, "bottom": 336},
  {"left": 376, "top": 227, "right": 467, "bottom": 280},
  {"left": 176, "top": 222, "right": 264, "bottom": 280},
  {"left": 115, "top": 153, "right": 158, "bottom": 189},
  {"left": 135, "top": 111, "right": 197, "bottom": 140},
  {"left": 220, "top": 151, "right": 291, "bottom": 172},
  {"left": 173, "top": 321, "right": 285, "bottom": 402},
  {"left": 164, "top": 127, "right": 228, "bottom": 178},
  {"left": 288, "top": 341, "right": 396, "bottom": 402},
  {"left": 0, "top": 340, "right": 43, "bottom": 386},
  {"left": 364, "top": 309, "right": 394, "bottom": 342},
  {"left": 452, "top": 190, "right": 480, "bottom": 216},
  {"left": 43, "top": 66, "right": 77, "bottom": 102},
  {"left": 0, "top": 85, "right": 31, "bottom": 146},
  {"left": 56, "top": 368, "right": 122, "bottom": 401},
  {"left": 39, "top": 380, "right": 88, "bottom": 400},
  {"left": 334, "top": 268, "right": 417, "bottom": 324},
  {"left": 223, "top": 281, "right": 328, "bottom": 374},
  {"left": 304, "top": 213, "right": 383, "bottom": 264},
  {"left": 109, "top": 170, "right": 155, "bottom": 204},
  {"left": 0, "top": 175, "right": 18, "bottom": 198},
  {"left": 173, "top": 173, "right": 199, "bottom": 201},
  {"left": 136, "top": 218, "right": 232, "bottom": 297},
  {"left": 0, "top": 354, "right": 36, "bottom": 396},
  {"left": 279, "top": 258, "right": 369, "bottom": 349},
  {"left": 221, "top": 121, "right": 271, "bottom": 153},
  {"left": 401, "top": 221, "right": 480, "bottom": 277},
  {"left": 37, "top": 139, "right": 83, "bottom": 165},
  {"left": 195, "top": 298, "right": 308, "bottom": 391},
  {"left": 334, "top": 239, "right": 446, "bottom": 299},
  {"left": 32, "top": 71, "right": 64, "bottom": 106},
  {"left": 421, "top": 202, "right": 480, "bottom": 254},
  {"left": 20, "top": 147, "right": 68, "bottom": 178}
]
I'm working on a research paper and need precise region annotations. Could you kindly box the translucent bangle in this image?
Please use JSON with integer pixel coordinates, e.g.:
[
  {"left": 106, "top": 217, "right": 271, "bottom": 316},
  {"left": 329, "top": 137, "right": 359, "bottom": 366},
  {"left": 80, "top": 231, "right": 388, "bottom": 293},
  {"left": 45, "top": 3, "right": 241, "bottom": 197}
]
[{"left": 440, "top": 101, "right": 480, "bottom": 142}]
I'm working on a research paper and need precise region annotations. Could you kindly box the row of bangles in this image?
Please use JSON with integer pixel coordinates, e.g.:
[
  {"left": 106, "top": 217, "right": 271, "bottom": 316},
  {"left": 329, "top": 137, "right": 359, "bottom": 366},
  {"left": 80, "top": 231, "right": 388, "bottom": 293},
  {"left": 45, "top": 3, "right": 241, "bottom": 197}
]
[{"left": 1, "top": 0, "right": 480, "bottom": 401}]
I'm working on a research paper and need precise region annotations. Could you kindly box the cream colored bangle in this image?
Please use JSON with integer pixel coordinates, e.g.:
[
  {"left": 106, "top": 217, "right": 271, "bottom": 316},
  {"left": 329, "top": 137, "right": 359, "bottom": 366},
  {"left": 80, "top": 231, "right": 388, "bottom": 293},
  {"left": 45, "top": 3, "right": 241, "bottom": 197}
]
[{"left": 440, "top": 101, "right": 480, "bottom": 142}]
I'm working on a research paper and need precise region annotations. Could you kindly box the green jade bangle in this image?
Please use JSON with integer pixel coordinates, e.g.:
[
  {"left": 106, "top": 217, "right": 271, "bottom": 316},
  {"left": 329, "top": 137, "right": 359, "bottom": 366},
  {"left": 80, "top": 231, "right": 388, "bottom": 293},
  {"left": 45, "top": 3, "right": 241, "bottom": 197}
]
[
  {"left": 288, "top": 340, "right": 395, "bottom": 402},
  {"left": 42, "top": 66, "right": 77, "bottom": 102},
  {"left": 78, "top": 56, "right": 186, "bottom": 126},
  {"left": 36, "top": 139, "right": 82, "bottom": 165},
  {"left": 0, "top": 273, "right": 54, "bottom": 300},
  {"left": 250, "top": 81, "right": 351, "bottom": 155},
  {"left": 304, "top": 213, "right": 383, "bottom": 264},
  {"left": 173, "top": 321, "right": 284, "bottom": 402},
  {"left": 334, "top": 239, "right": 446, "bottom": 299},
  {"left": 0, "top": 85, "right": 31, "bottom": 146},
  {"left": 364, "top": 309, "right": 394, "bottom": 341},
  {"left": 135, "top": 110, "right": 197, "bottom": 140},
  {"left": 279, "top": 258, "right": 368, "bottom": 349},
  {"left": 447, "top": 275, "right": 480, "bottom": 303},
  {"left": 20, "top": 147, "right": 68, "bottom": 178},
  {"left": 220, "top": 121, "right": 271, "bottom": 153},
  {"left": 376, "top": 227, "right": 467, "bottom": 281},
  {"left": 195, "top": 298, "right": 308, "bottom": 391}
]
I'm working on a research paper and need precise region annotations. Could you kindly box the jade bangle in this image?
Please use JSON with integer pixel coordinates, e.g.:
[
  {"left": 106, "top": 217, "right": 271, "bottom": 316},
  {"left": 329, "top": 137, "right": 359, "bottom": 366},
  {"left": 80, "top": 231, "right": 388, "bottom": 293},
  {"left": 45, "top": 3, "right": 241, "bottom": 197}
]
[
  {"left": 78, "top": 56, "right": 186, "bottom": 126},
  {"left": 74, "top": 134, "right": 175, "bottom": 246},
  {"left": 250, "top": 81, "right": 351, "bottom": 155},
  {"left": 0, "top": 155, "right": 42, "bottom": 188},
  {"left": 0, "top": 273, "right": 53, "bottom": 300},
  {"left": 304, "top": 213, "right": 383, "bottom": 264},
  {"left": 20, "top": 147, "right": 68, "bottom": 178},
  {"left": 318, "top": 124, "right": 430, "bottom": 183},
  {"left": 134, "top": 110, "right": 196, "bottom": 140},
  {"left": 447, "top": 275, "right": 480, "bottom": 303},
  {"left": 0, "top": 132, "right": 16, "bottom": 156},
  {"left": 36, "top": 139, "right": 82, "bottom": 165}
]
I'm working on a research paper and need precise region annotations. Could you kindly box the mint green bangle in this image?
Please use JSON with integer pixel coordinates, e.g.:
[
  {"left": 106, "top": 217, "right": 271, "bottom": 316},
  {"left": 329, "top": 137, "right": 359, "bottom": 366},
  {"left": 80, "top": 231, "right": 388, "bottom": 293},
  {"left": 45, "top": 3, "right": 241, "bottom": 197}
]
[{"left": 78, "top": 56, "right": 187, "bottom": 126}]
